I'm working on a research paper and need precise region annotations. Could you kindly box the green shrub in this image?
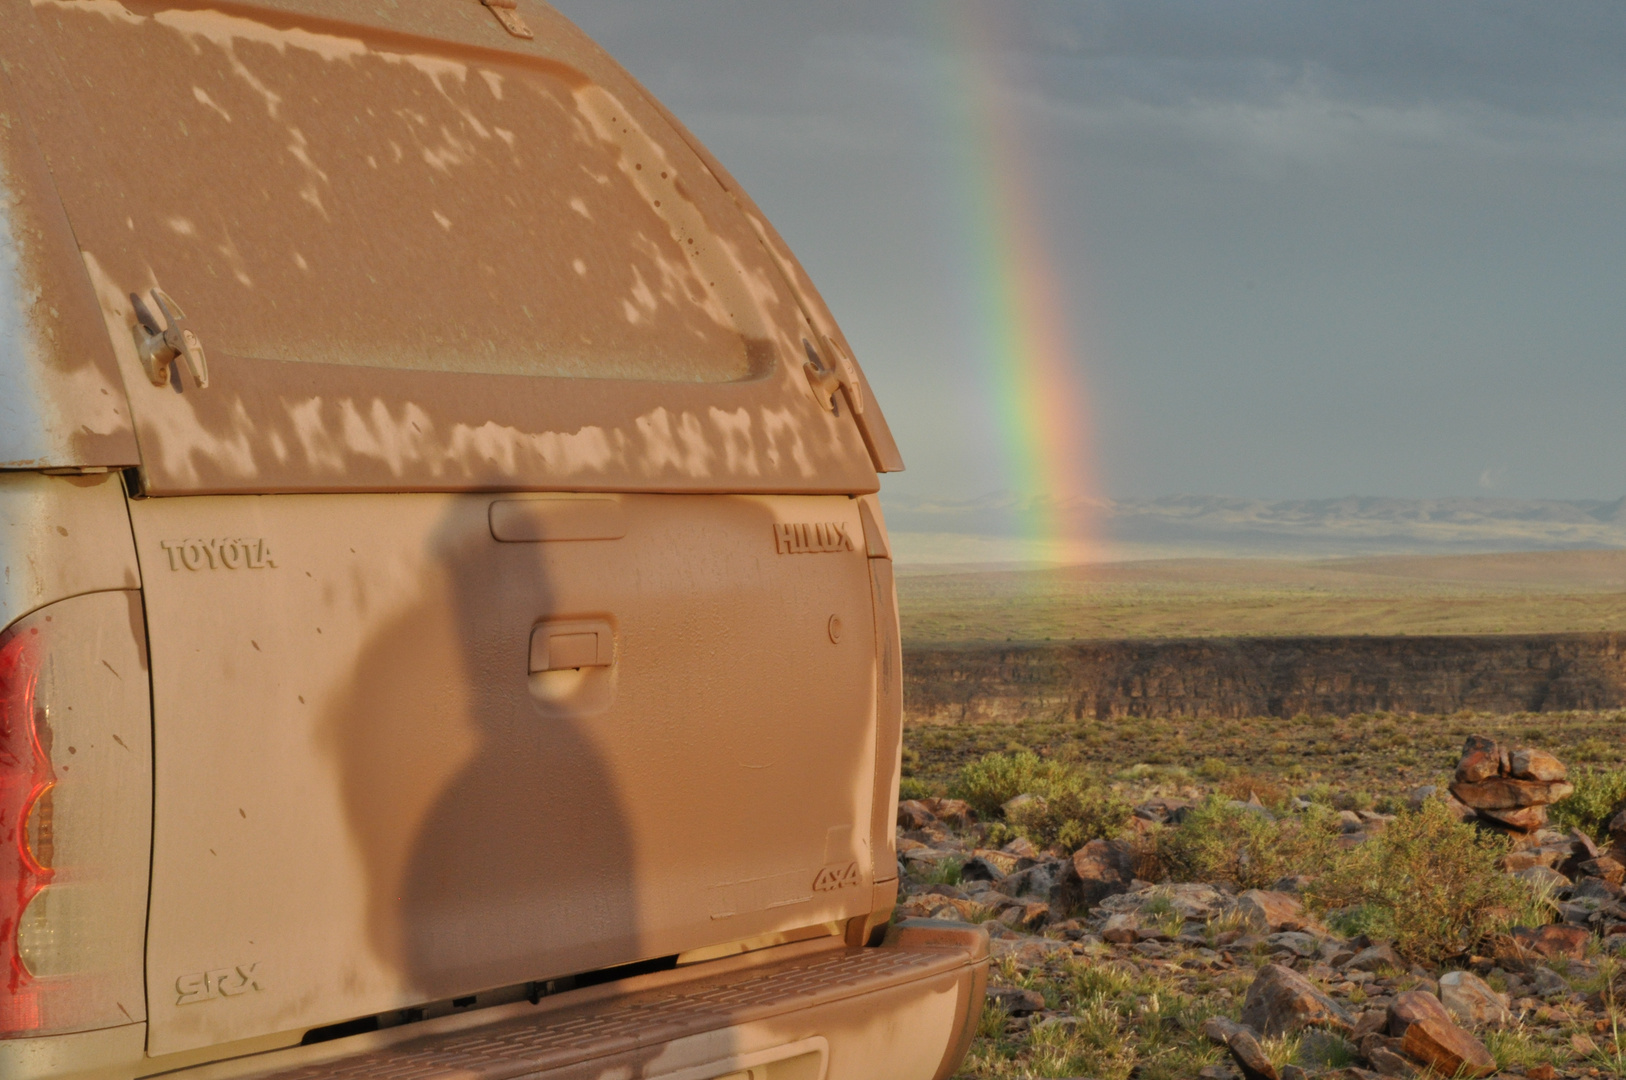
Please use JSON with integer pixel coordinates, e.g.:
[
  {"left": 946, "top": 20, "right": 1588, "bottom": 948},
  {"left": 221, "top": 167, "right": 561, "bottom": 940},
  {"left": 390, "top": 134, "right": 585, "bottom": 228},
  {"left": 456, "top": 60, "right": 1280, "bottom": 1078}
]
[
  {"left": 1550, "top": 766, "right": 1626, "bottom": 841},
  {"left": 897, "top": 776, "right": 932, "bottom": 802},
  {"left": 950, "top": 750, "right": 1130, "bottom": 851},
  {"left": 1308, "top": 798, "right": 1550, "bottom": 964},
  {"left": 951, "top": 750, "right": 1054, "bottom": 819},
  {"left": 1149, "top": 797, "right": 1340, "bottom": 890},
  {"left": 1006, "top": 777, "right": 1133, "bottom": 851}
]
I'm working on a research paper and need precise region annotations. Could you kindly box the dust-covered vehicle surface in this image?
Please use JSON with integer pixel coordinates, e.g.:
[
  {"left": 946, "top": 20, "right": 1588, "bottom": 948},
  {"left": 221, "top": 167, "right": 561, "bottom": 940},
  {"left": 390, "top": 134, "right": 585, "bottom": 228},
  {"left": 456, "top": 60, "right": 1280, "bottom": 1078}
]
[{"left": 0, "top": 2, "right": 986, "bottom": 1077}]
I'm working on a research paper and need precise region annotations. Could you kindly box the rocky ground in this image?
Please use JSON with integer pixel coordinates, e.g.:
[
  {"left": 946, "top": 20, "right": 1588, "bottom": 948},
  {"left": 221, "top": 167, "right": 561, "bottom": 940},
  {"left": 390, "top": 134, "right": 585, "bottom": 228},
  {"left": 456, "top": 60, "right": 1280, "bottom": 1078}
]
[{"left": 897, "top": 732, "right": 1626, "bottom": 1080}]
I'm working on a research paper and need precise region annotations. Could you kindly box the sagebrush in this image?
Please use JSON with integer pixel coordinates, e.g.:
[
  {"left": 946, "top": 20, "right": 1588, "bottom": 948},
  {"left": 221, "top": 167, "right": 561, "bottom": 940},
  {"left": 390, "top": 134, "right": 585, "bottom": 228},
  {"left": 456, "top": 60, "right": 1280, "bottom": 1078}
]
[{"left": 1308, "top": 798, "right": 1551, "bottom": 963}]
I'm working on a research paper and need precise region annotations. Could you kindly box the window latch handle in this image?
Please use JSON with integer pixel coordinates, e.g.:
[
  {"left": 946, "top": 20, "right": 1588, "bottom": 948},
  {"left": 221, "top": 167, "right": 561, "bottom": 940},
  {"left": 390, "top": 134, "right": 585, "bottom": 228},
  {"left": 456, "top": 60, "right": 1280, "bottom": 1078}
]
[{"left": 131, "top": 289, "right": 209, "bottom": 389}]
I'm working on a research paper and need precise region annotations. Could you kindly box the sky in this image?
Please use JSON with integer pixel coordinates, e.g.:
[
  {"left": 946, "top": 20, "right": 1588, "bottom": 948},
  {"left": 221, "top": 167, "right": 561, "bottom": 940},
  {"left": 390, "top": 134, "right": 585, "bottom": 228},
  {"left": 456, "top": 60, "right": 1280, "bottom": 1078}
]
[{"left": 550, "top": 1, "right": 1626, "bottom": 511}]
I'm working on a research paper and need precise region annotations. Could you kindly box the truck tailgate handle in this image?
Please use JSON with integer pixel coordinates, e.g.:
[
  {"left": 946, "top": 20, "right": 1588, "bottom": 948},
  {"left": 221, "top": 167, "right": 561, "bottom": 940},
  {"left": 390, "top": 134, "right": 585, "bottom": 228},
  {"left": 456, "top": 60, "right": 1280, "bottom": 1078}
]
[{"left": 529, "top": 619, "right": 614, "bottom": 672}]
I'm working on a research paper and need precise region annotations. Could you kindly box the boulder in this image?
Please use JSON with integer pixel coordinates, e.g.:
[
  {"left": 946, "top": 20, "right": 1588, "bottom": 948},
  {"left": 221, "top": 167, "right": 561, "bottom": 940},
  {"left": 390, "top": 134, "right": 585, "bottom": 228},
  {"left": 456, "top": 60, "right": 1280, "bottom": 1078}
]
[
  {"left": 1202, "top": 1016, "right": 1279, "bottom": 1080},
  {"left": 1449, "top": 777, "right": 1573, "bottom": 810},
  {"left": 1201, "top": 1015, "right": 1248, "bottom": 1045},
  {"left": 1609, "top": 807, "right": 1626, "bottom": 844},
  {"left": 1581, "top": 856, "right": 1626, "bottom": 885},
  {"left": 958, "top": 856, "right": 1011, "bottom": 883},
  {"left": 1438, "top": 970, "right": 1512, "bottom": 1027},
  {"left": 1500, "top": 849, "right": 1557, "bottom": 872},
  {"left": 1050, "top": 838, "right": 1134, "bottom": 914},
  {"left": 1455, "top": 735, "right": 1502, "bottom": 784},
  {"left": 1268, "top": 931, "right": 1323, "bottom": 958},
  {"left": 1102, "top": 912, "right": 1139, "bottom": 944},
  {"left": 1398, "top": 1017, "right": 1497, "bottom": 1078},
  {"left": 1000, "top": 835, "right": 1039, "bottom": 860},
  {"left": 1346, "top": 942, "right": 1403, "bottom": 973},
  {"left": 1386, "top": 990, "right": 1455, "bottom": 1039},
  {"left": 1440, "top": 794, "right": 1478, "bottom": 823},
  {"left": 897, "top": 800, "right": 937, "bottom": 830},
  {"left": 1364, "top": 1043, "right": 1415, "bottom": 1077},
  {"left": 1530, "top": 965, "right": 1570, "bottom": 998},
  {"left": 1003, "top": 860, "right": 1061, "bottom": 899},
  {"left": 1511, "top": 923, "right": 1590, "bottom": 961},
  {"left": 1513, "top": 865, "right": 1571, "bottom": 890},
  {"left": 1228, "top": 890, "right": 1312, "bottom": 933},
  {"left": 1240, "top": 963, "right": 1354, "bottom": 1038},
  {"left": 1352, "top": 1008, "right": 1389, "bottom": 1038},
  {"left": 997, "top": 902, "right": 1050, "bottom": 931},
  {"left": 1481, "top": 805, "right": 1549, "bottom": 832},
  {"left": 1406, "top": 785, "right": 1437, "bottom": 811},
  {"left": 921, "top": 797, "right": 976, "bottom": 828},
  {"left": 1510, "top": 747, "right": 1567, "bottom": 782}
]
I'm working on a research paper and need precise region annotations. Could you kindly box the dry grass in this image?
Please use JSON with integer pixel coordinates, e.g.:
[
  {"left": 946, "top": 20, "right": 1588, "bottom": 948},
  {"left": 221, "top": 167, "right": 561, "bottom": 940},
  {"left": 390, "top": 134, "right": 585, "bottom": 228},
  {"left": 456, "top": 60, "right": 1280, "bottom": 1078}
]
[{"left": 903, "top": 708, "right": 1626, "bottom": 808}]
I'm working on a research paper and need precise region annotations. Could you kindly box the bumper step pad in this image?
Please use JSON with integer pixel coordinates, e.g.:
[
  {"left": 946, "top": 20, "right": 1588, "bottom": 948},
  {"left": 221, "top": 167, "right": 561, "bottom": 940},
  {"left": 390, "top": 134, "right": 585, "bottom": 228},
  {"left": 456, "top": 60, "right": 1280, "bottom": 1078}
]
[{"left": 251, "top": 945, "right": 967, "bottom": 1080}]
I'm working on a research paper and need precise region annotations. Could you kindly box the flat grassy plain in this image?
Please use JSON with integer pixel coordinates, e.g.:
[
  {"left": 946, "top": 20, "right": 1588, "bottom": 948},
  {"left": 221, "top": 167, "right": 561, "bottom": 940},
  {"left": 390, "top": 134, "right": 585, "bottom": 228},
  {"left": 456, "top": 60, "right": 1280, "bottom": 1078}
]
[{"left": 896, "top": 549, "right": 1626, "bottom": 646}]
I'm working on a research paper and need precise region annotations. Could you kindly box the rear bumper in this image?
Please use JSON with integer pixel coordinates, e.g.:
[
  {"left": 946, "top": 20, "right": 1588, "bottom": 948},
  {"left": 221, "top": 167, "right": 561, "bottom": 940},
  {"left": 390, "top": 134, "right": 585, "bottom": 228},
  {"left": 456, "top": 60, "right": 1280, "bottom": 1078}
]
[{"left": 175, "top": 921, "right": 988, "bottom": 1080}]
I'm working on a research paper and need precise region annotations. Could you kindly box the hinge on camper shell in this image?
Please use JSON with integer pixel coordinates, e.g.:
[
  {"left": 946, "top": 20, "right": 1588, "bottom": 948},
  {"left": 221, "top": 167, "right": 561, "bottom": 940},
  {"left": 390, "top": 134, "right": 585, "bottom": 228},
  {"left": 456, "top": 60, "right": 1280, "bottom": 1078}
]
[
  {"left": 130, "top": 289, "right": 209, "bottom": 390},
  {"left": 801, "top": 338, "right": 863, "bottom": 414},
  {"left": 480, "top": 0, "right": 533, "bottom": 39}
]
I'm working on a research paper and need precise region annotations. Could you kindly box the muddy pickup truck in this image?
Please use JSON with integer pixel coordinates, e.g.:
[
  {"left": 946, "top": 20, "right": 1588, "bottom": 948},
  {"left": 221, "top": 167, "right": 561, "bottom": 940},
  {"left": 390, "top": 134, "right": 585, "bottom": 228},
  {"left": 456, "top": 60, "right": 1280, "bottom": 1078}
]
[{"left": 0, "top": 2, "right": 987, "bottom": 1078}]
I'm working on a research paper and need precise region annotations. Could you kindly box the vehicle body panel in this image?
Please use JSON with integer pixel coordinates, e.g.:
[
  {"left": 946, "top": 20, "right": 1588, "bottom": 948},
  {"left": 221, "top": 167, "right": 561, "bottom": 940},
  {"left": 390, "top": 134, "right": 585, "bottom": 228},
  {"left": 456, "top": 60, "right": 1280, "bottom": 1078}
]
[
  {"left": 129, "top": 491, "right": 878, "bottom": 1054},
  {"left": 0, "top": 473, "right": 141, "bottom": 630},
  {"left": 13, "top": 0, "right": 881, "bottom": 496},
  {"left": 0, "top": 59, "right": 137, "bottom": 470}
]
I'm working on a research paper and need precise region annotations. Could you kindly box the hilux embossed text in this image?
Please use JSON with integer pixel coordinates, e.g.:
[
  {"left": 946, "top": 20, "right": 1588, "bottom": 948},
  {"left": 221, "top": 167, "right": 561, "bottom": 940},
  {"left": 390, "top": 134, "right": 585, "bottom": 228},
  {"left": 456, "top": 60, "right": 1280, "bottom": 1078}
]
[{"left": 774, "top": 522, "right": 854, "bottom": 555}]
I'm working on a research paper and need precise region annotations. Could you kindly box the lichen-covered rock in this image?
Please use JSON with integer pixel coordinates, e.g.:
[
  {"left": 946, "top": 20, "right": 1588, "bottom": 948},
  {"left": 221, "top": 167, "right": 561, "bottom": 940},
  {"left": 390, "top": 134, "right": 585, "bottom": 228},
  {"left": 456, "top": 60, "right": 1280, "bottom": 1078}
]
[
  {"left": 1512, "top": 923, "right": 1591, "bottom": 960},
  {"left": 1510, "top": 747, "right": 1566, "bottom": 782},
  {"left": 1481, "top": 804, "right": 1550, "bottom": 831},
  {"left": 1398, "top": 1017, "right": 1497, "bottom": 1078},
  {"left": 1346, "top": 942, "right": 1402, "bottom": 973},
  {"left": 1455, "top": 735, "right": 1502, "bottom": 783},
  {"left": 1387, "top": 990, "right": 1455, "bottom": 1039},
  {"left": 1438, "top": 970, "right": 1512, "bottom": 1027},
  {"left": 1241, "top": 963, "right": 1354, "bottom": 1038},
  {"left": 1449, "top": 776, "right": 1573, "bottom": 810},
  {"left": 1048, "top": 838, "right": 1135, "bottom": 915},
  {"left": 1228, "top": 889, "right": 1312, "bottom": 933}
]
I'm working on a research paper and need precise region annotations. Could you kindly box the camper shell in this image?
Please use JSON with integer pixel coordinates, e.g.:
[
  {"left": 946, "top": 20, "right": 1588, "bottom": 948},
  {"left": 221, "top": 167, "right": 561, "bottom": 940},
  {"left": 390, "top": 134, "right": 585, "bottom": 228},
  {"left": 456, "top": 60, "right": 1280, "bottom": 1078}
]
[{"left": 0, "top": 2, "right": 987, "bottom": 1078}]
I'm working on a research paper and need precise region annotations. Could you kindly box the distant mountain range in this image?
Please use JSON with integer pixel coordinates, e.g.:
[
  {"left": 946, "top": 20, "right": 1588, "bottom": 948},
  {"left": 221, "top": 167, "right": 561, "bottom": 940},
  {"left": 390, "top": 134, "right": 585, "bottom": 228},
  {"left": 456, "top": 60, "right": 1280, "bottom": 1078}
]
[{"left": 879, "top": 492, "right": 1626, "bottom": 564}]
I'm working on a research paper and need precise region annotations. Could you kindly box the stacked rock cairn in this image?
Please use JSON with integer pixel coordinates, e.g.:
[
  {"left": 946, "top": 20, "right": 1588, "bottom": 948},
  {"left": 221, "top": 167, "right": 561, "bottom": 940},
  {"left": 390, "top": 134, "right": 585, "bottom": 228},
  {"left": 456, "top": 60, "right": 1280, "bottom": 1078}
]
[{"left": 1447, "top": 734, "right": 1574, "bottom": 833}]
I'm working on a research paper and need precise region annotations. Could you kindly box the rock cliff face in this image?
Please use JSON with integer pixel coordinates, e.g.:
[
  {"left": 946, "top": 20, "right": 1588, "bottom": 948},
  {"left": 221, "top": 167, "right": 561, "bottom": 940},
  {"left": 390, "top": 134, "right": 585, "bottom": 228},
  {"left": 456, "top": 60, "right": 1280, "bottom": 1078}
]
[{"left": 903, "top": 634, "right": 1626, "bottom": 723}]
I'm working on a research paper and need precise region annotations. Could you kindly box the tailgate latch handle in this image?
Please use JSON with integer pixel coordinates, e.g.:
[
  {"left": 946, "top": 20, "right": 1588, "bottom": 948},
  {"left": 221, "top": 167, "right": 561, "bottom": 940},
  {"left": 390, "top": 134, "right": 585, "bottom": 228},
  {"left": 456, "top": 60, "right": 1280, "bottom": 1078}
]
[
  {"left": 131, "top": 289, "right": 209, "bottom": 389},
  {"left": 529, "top": 619, "right": 614, "bottom": 673}
]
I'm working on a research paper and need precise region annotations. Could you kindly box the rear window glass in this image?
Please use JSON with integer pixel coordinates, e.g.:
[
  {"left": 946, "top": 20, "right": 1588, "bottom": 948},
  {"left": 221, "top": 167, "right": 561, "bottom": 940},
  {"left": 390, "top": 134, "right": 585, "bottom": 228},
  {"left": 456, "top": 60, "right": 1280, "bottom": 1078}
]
[{"left": 40, "top": 8, "right": 785, "bottom": 382}]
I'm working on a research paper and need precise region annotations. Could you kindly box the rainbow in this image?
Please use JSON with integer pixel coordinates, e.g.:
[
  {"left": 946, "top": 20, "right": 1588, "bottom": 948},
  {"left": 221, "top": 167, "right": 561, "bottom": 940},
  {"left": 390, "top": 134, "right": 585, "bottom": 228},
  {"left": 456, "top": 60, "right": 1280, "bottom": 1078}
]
[{"left": 932, "top": 3, "right": 1099, "bottom": 564}]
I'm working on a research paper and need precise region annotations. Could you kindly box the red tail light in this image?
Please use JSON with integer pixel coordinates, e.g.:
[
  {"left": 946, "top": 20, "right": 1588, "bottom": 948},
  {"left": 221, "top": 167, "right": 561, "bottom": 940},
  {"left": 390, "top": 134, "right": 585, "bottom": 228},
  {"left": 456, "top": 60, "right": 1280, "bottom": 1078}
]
[
  {"left": 0, "top": 620, "right": 55, "bottom": 1033},
  {"left": 0, "top": 592, "right": 150, "bottom": 1038}
]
